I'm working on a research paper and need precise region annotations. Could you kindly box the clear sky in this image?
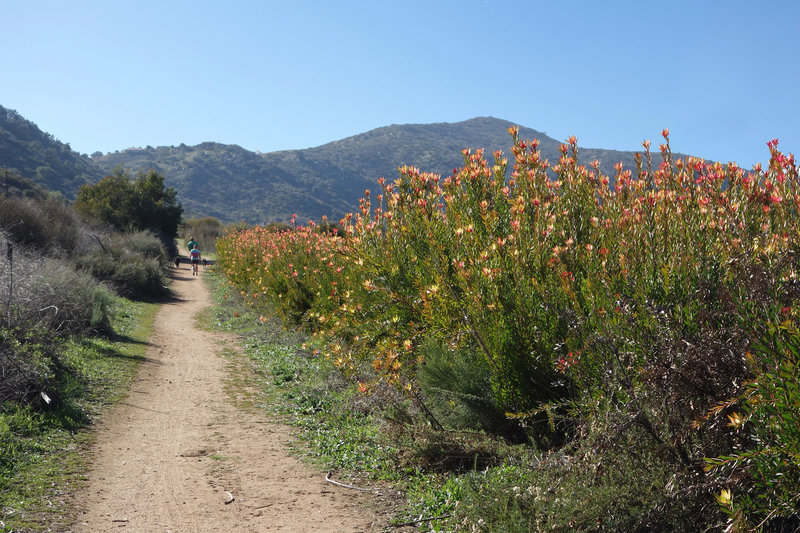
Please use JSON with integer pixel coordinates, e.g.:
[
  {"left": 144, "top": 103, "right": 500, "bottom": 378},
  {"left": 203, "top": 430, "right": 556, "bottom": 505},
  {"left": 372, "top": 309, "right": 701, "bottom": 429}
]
[{"left": 2, "top": 0, "right": 798, "bottom": 169}]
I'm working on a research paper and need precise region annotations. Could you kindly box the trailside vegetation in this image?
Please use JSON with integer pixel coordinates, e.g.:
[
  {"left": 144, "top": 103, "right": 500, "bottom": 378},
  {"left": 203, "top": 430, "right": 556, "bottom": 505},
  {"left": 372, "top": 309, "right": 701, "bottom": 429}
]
[
  {"left": 216, "top": 130, "right": 800, "bottom": 532},
  {"left": 0, "top": 185, "right": 175, "bottom": 529},
  {"left": 73, "top": 167, "right": 183, "bottom": 246}
]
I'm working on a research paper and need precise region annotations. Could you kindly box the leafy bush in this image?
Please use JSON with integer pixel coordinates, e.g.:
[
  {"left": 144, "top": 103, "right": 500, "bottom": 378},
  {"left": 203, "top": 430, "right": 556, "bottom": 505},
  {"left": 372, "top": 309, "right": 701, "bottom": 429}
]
[
  {"left": 0, "top": 249, "right": 114, "bottom": 407},
  {"left": 73, "top": 230, "right": 168, "bottom": 299},
  {"left": 76, "top": 250, "right": 165, "bottom": 299},
  {"left": 447, "top": 447, "right": 708, "bottom": 533},
  {"left": 74, "top": 167, "right": 183, "bottom": 241},
  {"left": 0, "top": 325, "right": 61, "bottom": 406},
  {"left": 180, "top": 216, "right": 223, "bottom": 254},
  {"left": 113, "top": 230, "right": 169, "bottom": 263},
  {"left": 417, "top": 339, "right": 510, "bottom": 435},
  {"left": 703, "top": 267, "right": 800, "bottom": 531}
]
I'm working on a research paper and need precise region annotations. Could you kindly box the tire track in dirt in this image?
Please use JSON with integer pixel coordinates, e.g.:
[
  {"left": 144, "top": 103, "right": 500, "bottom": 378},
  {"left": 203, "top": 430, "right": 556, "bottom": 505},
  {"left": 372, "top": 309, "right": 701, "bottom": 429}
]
[{"left": 73, "top": 267, "right": 378, "bottom": 532}]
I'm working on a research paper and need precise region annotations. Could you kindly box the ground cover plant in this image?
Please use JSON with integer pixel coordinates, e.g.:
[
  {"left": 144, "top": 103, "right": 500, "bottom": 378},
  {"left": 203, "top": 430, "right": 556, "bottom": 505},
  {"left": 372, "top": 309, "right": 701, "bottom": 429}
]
[{"left": 217, "top": 130, "right": 800, "bottom": 531}]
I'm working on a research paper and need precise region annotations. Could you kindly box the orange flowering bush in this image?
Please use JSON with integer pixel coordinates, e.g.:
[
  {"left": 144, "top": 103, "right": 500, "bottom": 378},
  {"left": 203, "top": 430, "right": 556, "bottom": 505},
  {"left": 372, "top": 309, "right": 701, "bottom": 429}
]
[
  {"left": 219, "top": 129, "right": 800, "bottom": 405},
  {"left": 216, "top": 218, "right": 347, "bottom": 326},
  {"left": 217, "top": 130, "right": 800, "bottom": 525}
]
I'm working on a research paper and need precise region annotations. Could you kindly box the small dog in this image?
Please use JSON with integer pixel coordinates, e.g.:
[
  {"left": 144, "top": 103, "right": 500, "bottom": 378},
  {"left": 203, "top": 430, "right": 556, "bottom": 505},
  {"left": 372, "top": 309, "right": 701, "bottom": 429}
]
[
  {"left": 174, "top": 257, "right": 181, "bottom": 269},
  {"left": 202, "top": 258, "right": 208, "bottom": 269}
]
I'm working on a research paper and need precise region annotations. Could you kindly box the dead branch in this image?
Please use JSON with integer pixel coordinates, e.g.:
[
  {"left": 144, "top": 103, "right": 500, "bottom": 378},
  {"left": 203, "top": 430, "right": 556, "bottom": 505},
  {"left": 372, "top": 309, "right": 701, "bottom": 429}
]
[
  {"left": 324, "top": 471, "right": 374, "bottom": 492},
  {"left": 389, "top": 514, "right": 453, "bottom": 528}
]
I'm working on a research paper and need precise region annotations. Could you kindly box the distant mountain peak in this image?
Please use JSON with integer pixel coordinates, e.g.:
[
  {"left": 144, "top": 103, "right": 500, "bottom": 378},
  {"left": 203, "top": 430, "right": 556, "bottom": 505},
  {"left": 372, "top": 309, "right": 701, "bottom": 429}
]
[{"left": 92, "top": 116, "right": 645, "bottom": 224}]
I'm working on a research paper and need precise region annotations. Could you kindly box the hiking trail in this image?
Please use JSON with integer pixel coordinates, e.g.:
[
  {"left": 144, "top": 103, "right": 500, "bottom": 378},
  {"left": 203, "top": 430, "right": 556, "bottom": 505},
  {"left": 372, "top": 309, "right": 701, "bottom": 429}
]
[{"left": 74, "top": 265, "right": 379, "bottom": 532}]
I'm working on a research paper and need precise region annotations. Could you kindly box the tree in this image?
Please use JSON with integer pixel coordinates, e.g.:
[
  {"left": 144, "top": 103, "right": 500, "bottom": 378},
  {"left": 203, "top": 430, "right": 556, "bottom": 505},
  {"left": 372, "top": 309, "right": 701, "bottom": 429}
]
[
  {"left": 74, "top": 167, "right": 183, "bottom": 239},
  {"left": 131, "top": 169, "right": 183, "bottom": 239}
]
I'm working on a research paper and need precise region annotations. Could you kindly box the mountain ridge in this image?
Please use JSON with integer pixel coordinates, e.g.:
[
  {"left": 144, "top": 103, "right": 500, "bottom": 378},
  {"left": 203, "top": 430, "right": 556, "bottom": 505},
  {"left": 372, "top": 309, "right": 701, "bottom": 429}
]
[{"left": 1, "top": 106, "right": 667, "bottom": 223}]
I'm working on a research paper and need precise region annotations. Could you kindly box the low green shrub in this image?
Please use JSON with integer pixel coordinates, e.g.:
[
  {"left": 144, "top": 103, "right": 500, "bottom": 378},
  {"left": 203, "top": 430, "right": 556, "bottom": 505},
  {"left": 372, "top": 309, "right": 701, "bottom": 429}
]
[
  {"left": 0, "top": 256, "right": 116, "bottom": 408},
  {"left": 180, "top": 216, "right": 223, "bottom": 255},
  {"left": 417, "top": 339, "right": 517, "bottom": 437},
  {"left": 112, "top": 230, "right": 169, "bottom": 263},
  {"left": 705, "top": 319, "right": 800, "bottom": 531},
  {"left": 0, "top": 325, "right": 60, "bottom": 406},
  {"left": 446, "top": 437, "right": 717, "bottom": 533},
  {"left": 30, "top": 261, "right": 115, "bottom": 334},
  {"left": 76, "top": 242, "right": 167, "bottom": 299}
]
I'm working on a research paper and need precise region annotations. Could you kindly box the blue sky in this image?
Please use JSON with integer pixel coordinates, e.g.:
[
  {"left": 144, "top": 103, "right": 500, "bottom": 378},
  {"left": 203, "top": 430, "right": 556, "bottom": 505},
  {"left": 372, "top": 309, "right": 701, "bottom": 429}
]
[{"left": 2, "top": 0, "right": 798, "bottom": 169}]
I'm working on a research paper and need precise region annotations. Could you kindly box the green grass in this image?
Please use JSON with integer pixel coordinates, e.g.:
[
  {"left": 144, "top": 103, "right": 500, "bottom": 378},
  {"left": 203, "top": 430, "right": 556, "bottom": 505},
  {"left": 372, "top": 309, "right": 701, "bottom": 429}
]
[
  {"left": 0, "top": 298, "right": 158, "bottom": 532},
  {"left": 202, "top": 271, "right": 544, "bottom": 531}
]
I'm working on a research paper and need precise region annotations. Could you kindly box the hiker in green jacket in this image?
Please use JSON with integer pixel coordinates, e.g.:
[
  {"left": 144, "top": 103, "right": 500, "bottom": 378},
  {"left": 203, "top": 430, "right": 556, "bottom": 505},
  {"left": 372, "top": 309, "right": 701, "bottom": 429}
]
[{"left": 187, "top": 237, "right": 199, "bottom": 253}]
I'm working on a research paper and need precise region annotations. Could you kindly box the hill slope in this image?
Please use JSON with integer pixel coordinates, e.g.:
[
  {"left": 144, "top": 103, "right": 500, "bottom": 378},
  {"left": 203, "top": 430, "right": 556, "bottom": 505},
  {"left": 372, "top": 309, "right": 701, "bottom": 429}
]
[
  {"left": 94, "top": 117, "right": 646, "bottom": 223},
  {"left": 0, "top": 106, "right": 663, "bottom": 223},
  {"left": 0, "top": 105, "right": 104, "bottom": 199}
]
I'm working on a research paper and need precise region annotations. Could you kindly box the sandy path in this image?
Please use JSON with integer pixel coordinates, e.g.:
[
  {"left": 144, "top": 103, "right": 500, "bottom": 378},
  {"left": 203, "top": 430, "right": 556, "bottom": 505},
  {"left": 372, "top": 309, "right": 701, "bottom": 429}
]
[{"left": 74, "top": 268, "right": 377, "bottom": 532}]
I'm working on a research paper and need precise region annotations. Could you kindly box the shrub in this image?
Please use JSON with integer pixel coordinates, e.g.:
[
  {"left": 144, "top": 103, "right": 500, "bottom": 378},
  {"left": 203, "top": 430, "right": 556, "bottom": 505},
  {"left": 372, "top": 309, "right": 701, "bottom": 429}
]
[
  {"left": 28, "top": 261, "right": 115, "bottom": 334},
  {"left": 448, "top": 445, "right": 711, "bottom": 533},
  {"left": 703, "top": 255, "right": 800, "bottom": 531},
  {"left": 180, "top": 216, "right": 223, "bottom": 254},
  {"left": 417, "top": 339, "right": 512, "bottom": 436},
  {"left": 217, "top": 131, "right": 800, "bottom": 527},
  {"left": 0, "top": 197, "right": 82, "bottom": 256},
  {"left": 76, "top": 249, "right": 166, "bottom": 299},
  {"left": 0, "top": 243, "right": 114, "bottom": 335},
  {"left": 73, "top": 230, "right": 169, "bottom": 299},
  {"left": 74, "top": 168, "right": 183, "bottom": 241},
  {"left": 0, "top": 325, "right": 61, "bottom": 406},
  {"left": 112, "top": 230, "right": 169, "bottom": 263}
]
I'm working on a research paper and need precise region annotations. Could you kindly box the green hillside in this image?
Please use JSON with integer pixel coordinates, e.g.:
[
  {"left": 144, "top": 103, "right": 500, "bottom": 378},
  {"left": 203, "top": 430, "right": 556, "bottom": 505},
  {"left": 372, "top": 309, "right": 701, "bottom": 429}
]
[
  {"left": 1, "top": 106, "right": 664, "bottom": 224},
  {"left": 94, "top": 117, "right": 647, "bottom": 223},
  {"left": 0, "top": 105, "right": 104, "bottom": 199}
]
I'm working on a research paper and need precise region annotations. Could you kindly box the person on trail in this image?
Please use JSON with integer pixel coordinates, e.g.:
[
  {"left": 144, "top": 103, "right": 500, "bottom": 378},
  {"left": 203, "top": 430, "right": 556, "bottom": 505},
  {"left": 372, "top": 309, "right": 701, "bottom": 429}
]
[
  {"left": 187, "top": 237, "right": 199, "bottom": 253},
  {"left": 189, "top": 244, "right": 201, "bottom": 276}
]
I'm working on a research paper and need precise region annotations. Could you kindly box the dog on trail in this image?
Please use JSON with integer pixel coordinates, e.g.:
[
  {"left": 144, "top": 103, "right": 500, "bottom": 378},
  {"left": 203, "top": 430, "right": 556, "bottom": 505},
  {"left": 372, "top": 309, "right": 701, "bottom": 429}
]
[{"left": 174, "top": 257, "right": 181, "bottom": 269}]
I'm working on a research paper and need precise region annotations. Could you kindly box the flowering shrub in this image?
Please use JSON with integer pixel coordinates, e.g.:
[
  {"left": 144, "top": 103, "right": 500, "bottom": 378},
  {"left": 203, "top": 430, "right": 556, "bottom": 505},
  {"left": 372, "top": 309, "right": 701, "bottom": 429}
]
[
  {"left": 217, "top": 130, "right": 800, "bottom": 527},
  {"left": 216, "top": 217, "right": 346, "bottom": 326}
]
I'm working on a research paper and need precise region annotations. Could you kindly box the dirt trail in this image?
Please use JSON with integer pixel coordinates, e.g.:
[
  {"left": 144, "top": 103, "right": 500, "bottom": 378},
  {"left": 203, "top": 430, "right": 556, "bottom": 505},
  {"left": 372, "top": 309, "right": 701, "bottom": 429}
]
[{"left": 74, "top": 267, "right": 377, "bottom": 532}]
